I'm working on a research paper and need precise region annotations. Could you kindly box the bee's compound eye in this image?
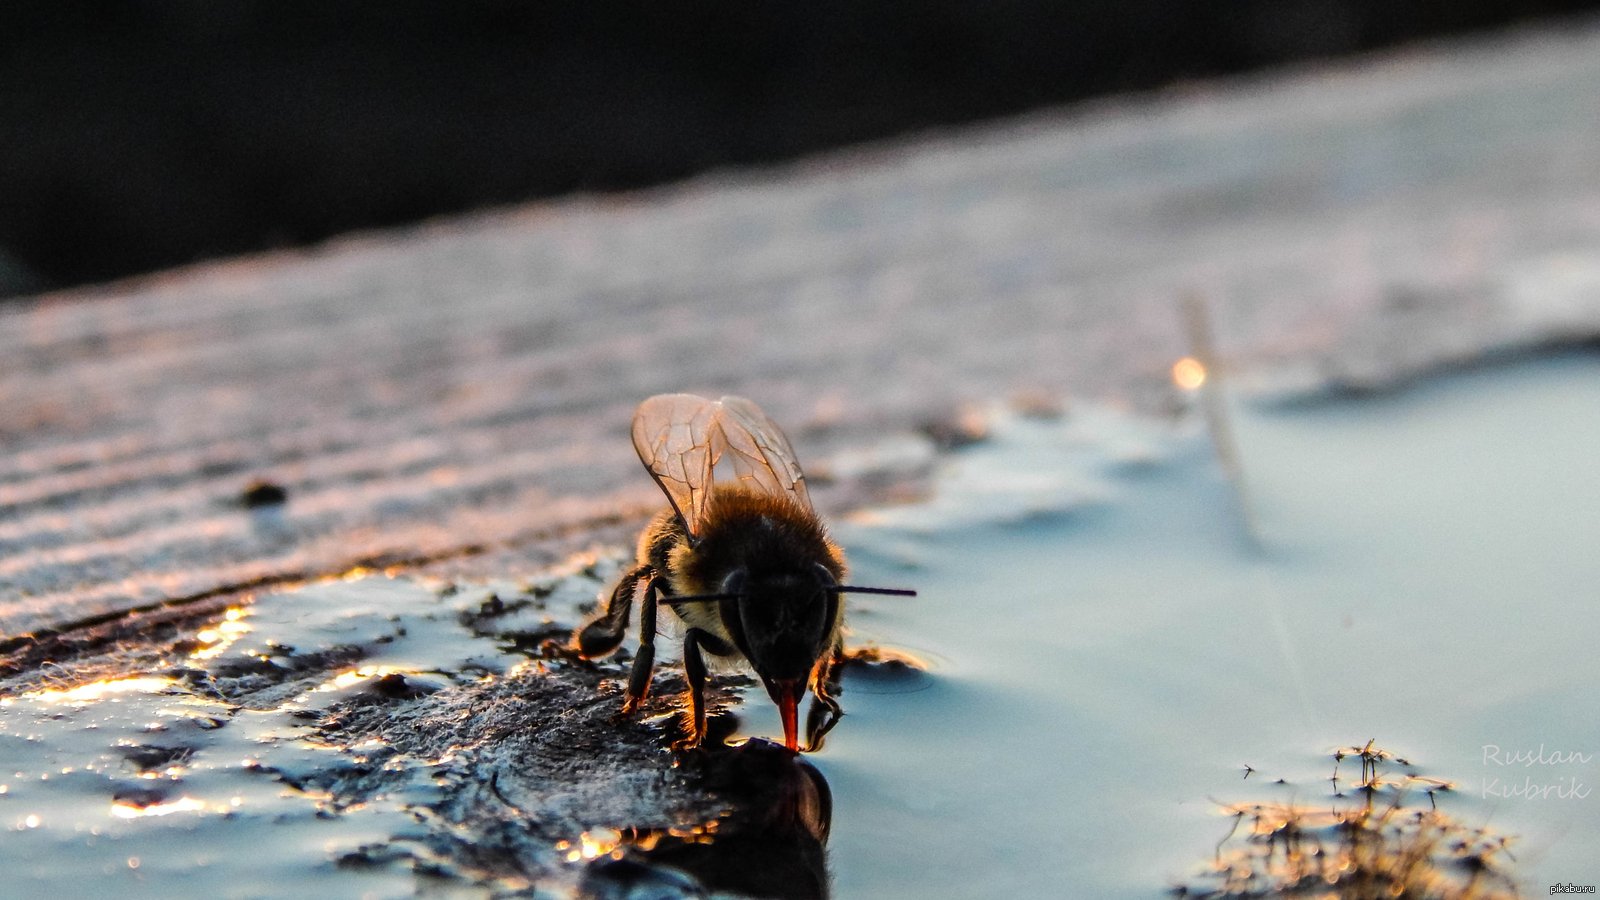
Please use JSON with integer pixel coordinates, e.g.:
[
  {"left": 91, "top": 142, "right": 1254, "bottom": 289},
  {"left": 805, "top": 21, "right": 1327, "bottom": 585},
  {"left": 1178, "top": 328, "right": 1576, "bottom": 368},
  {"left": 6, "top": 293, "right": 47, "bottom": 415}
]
[
  {"left": 720, "top": 568, "right": 748, "bottom": 596},
  {"left": 812, "top": 562, "right": 837, "bottom": 590}
]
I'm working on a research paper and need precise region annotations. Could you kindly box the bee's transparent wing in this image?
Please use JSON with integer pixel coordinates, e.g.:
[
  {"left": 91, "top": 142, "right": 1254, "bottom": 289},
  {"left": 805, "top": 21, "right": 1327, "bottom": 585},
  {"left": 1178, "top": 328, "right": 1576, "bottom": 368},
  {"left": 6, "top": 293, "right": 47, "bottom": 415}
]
[
  {"left": 631, "top": 394, "right": 718, "bottom": 535},
  {"left": 712, "top": 395, "right": 813, "bottom": 512}
]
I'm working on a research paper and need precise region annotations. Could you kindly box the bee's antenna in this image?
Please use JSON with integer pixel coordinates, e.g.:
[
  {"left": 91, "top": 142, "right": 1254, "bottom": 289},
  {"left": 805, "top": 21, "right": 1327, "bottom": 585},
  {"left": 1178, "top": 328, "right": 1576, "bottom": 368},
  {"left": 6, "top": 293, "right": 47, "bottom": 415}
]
[
  {"left": 661, "top": 587, "right": 915, "bottom": 603},
  {"left": 658, "top": 592, "right": 745, "bottom": 606}
]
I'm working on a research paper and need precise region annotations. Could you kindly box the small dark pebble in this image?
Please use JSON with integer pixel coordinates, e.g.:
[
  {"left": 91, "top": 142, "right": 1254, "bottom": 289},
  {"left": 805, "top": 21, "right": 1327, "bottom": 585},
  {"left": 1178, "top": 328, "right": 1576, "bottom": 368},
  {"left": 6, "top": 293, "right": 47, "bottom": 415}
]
[
  {"left": 157, "top": 667, "right": 209, "bottom": 684},
  {"left": 839, "top": 649, "right": 934, "bottom": 695},
  {"left": 336, "top": 851, "right": 385, "bottom": 871},
  {"left": 120, "top": 744, "right": 194, "bottom": 772},
  {"left": 580, "top": 857, "right": 706, "bottom": 900},
  {"left": 210, "top": 656, "right": 286, "bottom": 678},
  {"left": 918, "top": 404, "right": 989, "bottom": 449},
  {"left": 240, "top": 480, "right": 289, "bottom": 508},
  {"left": 371, "top": 672, "right": 432, "bottom": 700},
  {"left": 848, "top": 657, "right": 914, "bottom": 674},
  {"left": 112, "top": 787, "right": 168, "bottom": 808}
]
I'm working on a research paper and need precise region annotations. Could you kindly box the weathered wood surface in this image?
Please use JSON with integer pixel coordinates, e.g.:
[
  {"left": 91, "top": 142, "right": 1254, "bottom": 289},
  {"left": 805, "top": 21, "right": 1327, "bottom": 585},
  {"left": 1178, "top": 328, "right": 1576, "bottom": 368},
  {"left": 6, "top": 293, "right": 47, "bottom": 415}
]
[{"left": 5, "top": 23, "right": 1600, "bottom": 644}]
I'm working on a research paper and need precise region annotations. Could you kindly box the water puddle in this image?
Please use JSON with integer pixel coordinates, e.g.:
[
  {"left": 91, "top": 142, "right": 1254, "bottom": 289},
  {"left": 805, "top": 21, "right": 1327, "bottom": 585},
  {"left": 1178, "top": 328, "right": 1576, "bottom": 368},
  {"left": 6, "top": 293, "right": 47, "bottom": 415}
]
[
  {"left": 810, "top": 351, "right": 1600, "bottom": 897},
  {"left": 0, "top": 562, "right": 624, "bottom": 899},
  {"left": 2, "top": 352, "right": 1597, "bottom": 897}
]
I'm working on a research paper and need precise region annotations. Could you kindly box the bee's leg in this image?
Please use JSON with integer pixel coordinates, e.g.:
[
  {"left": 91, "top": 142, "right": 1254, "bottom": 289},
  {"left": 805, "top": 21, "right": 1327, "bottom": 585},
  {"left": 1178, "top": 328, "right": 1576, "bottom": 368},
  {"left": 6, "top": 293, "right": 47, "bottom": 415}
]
[
  {"left": 672, "top": 628, "right": 711, "bottom": 749},
  {"left": 573, "top": 564, "right": 652, "bottom": 659},
  {"left": 673, "top": 628, "right": 735, "bottom": 750},
  {"left": 803, "top": 643, "right": 847, "bottom": 752},
  {"left": 619, "top": 575, "right": 665, "bottom": 716}
]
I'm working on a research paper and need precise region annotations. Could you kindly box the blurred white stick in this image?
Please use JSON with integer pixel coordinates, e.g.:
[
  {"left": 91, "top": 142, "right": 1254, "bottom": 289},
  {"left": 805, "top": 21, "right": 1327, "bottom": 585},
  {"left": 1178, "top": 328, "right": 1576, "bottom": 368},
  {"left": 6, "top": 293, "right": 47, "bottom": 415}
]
[{"left": 1180, "top": 291, "right": 1260, "bottom": 544}]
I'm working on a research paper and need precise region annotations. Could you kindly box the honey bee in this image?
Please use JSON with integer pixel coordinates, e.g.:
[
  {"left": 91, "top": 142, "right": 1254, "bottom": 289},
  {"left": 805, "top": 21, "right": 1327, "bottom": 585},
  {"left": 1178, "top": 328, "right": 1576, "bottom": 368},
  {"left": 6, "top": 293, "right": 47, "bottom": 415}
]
[{"left": 572, "top": 394, "right": 914, "bottom": 752}]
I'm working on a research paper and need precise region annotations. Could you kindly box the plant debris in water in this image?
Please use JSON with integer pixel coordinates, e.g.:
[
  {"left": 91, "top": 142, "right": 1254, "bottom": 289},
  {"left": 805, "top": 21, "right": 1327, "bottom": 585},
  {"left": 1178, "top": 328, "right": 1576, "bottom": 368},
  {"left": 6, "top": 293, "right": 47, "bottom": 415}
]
[{"left": 1181, "top": 741, "right": 1523, "bottom": 900}]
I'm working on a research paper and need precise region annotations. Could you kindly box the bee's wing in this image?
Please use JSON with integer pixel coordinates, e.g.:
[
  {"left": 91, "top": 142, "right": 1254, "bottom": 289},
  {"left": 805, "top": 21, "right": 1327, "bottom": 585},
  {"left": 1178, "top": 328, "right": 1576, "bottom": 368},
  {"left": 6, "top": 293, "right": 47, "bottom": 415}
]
[
  {"left": 631, "top": 393, "right": 719, "bottom": 535},
  {"left": 712, "top": 395, "right": 813, "bottom": 512}
]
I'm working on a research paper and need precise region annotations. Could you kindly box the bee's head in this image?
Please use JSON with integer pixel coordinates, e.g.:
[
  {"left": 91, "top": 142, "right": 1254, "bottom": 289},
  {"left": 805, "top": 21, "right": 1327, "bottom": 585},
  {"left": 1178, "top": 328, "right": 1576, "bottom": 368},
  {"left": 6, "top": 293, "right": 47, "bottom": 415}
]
[{"left": 720, "top": 564, "right": 839, "bottom": 751}]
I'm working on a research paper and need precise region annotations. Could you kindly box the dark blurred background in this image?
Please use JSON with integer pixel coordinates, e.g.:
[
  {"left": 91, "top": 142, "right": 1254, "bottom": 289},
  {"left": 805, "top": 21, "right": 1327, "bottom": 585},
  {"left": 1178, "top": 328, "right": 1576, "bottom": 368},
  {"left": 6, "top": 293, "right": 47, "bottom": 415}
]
[{"left": 3, "top": 0, "right": 1597, "bottom": 298}]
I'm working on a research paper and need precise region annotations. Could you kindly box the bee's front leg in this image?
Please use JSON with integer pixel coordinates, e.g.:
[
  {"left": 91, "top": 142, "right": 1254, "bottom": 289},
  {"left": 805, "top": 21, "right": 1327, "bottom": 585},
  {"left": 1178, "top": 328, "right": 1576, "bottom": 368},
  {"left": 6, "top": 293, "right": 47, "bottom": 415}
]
[
  {"left": 618, "top": 575, "right": 665, "bottom": 716},
  {"left": 804, "top": 643, "right": 846, "bottom": 752}
]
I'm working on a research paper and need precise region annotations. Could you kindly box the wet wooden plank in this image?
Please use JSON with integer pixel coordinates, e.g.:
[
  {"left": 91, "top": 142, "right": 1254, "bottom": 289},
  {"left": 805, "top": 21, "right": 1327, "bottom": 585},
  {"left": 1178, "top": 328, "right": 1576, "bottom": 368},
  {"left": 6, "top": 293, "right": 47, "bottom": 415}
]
[{"left": 5, "top": 23, "right": 1600, "bottom": 645}]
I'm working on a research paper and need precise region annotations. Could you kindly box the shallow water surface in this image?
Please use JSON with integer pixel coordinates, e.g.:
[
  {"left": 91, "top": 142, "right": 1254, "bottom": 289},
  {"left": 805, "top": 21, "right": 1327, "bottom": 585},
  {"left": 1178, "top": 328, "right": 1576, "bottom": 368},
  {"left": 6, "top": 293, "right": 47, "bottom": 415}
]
[
  {"left": 806, "top": 352, "right": 1600, "bottom": 897},
  {"left": 2, "top": 354, "right": 1596, "bottom": 897}
]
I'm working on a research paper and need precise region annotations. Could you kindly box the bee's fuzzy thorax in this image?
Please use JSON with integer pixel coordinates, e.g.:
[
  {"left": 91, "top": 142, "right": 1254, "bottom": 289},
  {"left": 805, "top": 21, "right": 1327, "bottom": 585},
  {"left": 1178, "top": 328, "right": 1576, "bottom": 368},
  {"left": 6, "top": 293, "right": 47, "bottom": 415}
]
[{"left": 668, "top": 483, "right": 846, "bottom": 594}]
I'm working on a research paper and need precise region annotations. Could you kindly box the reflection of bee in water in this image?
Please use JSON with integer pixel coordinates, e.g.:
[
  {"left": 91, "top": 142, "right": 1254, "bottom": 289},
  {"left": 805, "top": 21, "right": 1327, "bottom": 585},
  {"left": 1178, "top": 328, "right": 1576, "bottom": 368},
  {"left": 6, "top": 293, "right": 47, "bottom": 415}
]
[{"left": 572, "top": 394, "right": 914, "bottom": 752}]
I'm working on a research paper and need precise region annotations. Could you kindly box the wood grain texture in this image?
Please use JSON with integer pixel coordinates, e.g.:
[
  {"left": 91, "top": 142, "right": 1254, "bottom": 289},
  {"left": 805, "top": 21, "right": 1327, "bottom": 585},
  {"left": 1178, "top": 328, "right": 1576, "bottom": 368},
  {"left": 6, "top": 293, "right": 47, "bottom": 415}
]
[{"left": 5, "top": 24, "right": 1600, "bottom": 639}]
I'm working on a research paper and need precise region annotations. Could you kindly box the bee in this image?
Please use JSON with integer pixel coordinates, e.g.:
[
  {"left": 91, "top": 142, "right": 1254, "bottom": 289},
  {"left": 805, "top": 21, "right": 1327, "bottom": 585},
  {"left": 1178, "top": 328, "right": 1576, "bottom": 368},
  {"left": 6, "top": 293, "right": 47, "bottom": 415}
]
[{"left": 572, "top": 394, "right": 914, "bottom": 752}]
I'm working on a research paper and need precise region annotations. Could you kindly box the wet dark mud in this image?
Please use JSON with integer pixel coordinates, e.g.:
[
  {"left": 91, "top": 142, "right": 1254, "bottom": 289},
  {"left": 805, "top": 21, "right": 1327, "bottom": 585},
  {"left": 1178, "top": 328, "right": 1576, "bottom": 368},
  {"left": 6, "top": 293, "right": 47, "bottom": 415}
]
[{"left": 0, "top": 557, "right": 836, "bottom": 899}]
